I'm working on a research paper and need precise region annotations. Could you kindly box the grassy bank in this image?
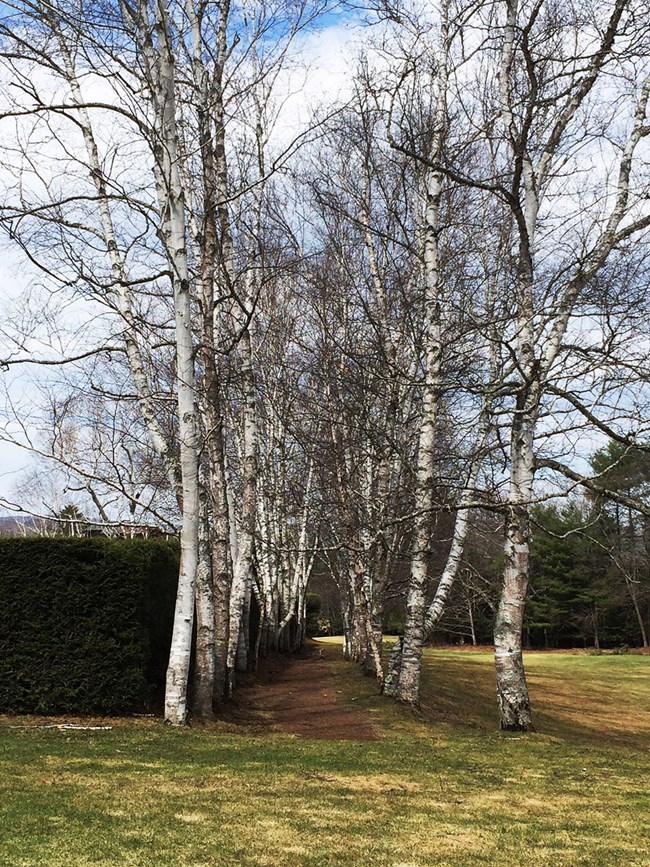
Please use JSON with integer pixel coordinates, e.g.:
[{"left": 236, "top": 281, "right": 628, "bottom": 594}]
[{"left": 1, "top": 646, "right": 648, "bottom": 866}]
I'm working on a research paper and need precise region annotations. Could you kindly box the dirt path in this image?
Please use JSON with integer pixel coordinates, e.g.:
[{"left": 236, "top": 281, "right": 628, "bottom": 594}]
[{"left": 233, "top": 641, "right": 378, "bottom": 740}]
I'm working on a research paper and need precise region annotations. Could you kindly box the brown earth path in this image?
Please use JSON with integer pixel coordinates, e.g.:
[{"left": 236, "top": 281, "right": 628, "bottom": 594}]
[{"left": 233, "top": 641, "right": 378, "bottom": 740}]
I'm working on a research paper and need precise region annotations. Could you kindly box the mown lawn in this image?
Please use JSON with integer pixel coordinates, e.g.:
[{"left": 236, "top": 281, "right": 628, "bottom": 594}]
[{"left": 1, "top": 645, "right": 649, "bottom": 866}]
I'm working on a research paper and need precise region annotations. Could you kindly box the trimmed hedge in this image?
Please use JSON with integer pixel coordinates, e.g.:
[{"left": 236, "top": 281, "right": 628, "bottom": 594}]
[{"left": 0, "top": 537, "right": 179, "bottom": 715}]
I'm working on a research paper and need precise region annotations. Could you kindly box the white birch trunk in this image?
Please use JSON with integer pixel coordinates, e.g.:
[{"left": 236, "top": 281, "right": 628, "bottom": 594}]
[
  {"left": 141, "top": 0, "right": 200, "bottom": 726},
  {"left": 493, "top": 0, "right": 648, "bottom": 732},
  {"left": 226, "top": 328, "right": 258, "bottom": 690},
  {"left": 396, "top": 2, "right": 449, "bottom": 705},
  {"left": 185, "top": 0, "right": 232, "bottom": 706},
  {"left": 194, "top": 471, "right": 216, "bottom": 719}
]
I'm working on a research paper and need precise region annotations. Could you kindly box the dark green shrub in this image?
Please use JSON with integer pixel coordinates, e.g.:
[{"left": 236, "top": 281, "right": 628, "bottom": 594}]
[{"left": 0, "top": 537, "right": 178, "bottom": 714}]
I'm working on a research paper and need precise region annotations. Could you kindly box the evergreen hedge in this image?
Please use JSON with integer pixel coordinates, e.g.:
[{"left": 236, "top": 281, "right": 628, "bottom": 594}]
[{"left": 0, "top": 537, "right": 179, "bottom": 715}]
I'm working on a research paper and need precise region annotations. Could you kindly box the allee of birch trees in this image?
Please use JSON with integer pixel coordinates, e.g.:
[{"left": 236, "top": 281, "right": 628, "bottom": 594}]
[{"left": 0, "top": 0, "right": 648, "bottom": 729}]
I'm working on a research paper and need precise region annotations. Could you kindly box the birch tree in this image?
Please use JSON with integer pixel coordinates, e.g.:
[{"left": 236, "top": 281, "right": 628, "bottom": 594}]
[
  {"left": 304, "top": 135, "right": 419, "bottom": 680},
  {"left": 2, "top": 0, "right": 649, "bottom": 734},
  {"left": 390, "top": 0, "right": 451, "bottom": 704},
  {"left": 345, "top": 0, "right": 650, "bottom": 722},
  {"left": 486, "top": 0, "right": 650, "bottom": 730},
  {"left": 0, "top": 0, "right": 327, "bottom": 721}
]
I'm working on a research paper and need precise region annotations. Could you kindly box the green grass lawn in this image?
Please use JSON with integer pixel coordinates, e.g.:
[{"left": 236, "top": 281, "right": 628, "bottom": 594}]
[{"left": 1, "top": 646, "right": 649, "bottom": 866}]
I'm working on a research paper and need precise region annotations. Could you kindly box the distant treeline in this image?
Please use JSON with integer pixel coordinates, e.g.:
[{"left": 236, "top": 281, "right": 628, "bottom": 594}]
[{"left": 310, "top": 481, "right": 650, "bottom": 652}]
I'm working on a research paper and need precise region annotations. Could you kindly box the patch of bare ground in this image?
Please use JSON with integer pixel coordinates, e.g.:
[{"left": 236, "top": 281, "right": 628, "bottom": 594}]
[{"left": 230, "top": 641, "right": 378, "bottom": 740}]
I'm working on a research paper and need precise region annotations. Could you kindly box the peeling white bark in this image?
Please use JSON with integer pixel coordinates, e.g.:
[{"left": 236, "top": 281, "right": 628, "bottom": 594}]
[
  {"left": 493, "top": 0, "right": 649, "bottom": 732},
  {"left": 138, "top": 0, "right": 201, "bottom": 726},
  {"left": 396, "top": 1, "right": 449, "bottom": 705}
]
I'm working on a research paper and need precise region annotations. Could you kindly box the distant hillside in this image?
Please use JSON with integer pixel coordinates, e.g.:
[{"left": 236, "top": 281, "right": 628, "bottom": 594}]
[{"left": 0, "top": 515, "right": 50, "bottom": 536}]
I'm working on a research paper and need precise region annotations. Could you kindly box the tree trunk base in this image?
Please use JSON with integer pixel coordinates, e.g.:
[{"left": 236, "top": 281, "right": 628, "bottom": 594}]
[
  {"left": 499, "top": 721, "right": 534, "bottom": 732},
  {"left": 496, "top": 693, "right": 533, "bottom": 732},
  {"left": 382, "top": 641, "right": 403, "bottom": 697}
]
